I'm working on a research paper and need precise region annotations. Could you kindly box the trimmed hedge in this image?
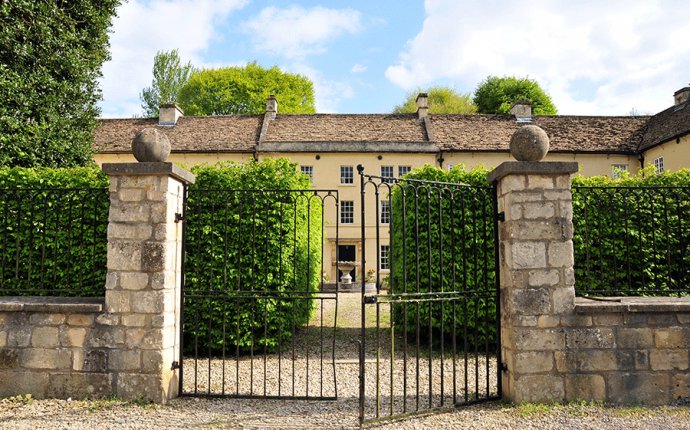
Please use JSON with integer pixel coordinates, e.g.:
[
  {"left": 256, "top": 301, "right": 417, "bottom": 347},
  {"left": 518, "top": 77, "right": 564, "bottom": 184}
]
[
  {"left": 389, "top": 164, "right": 498, "bottom": 349},
  {"left": 183, "top": 159, "right": 322, "bottom": 354},
  {"left": 0, "top": 167, "right": 109, "bottom": 296}
]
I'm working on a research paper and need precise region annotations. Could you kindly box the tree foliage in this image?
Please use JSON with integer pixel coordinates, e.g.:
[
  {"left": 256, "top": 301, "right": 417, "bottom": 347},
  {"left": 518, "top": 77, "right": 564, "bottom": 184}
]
[
  {"left": 178, "top": 62, "right": 316, "bottom": 116},
  {"left": 473, "top": 76, "right": 557, "bottom": 115},
  {"left": 0, "top": 0, "right": 120, "bottom": 167},
  {"left": 140, "top": 49, "right": 195, "bottom": 118},
  {"left": 392, "top": 87, "right": 477, "bottom": 114}
]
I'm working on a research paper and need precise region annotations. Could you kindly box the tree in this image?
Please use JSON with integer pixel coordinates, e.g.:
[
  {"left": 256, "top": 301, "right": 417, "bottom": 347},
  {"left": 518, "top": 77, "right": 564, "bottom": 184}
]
[
  {"left": 178, "top": 62, "right": 316, "bottom": 116},
  {"left": 140, "top": 49, "right": 195, "bottom": 118},
  {"left": 0, "top": 0, "right": 120, "bottom": 167},
  {"left": 392, "top": 86, "right": 477, "bottom": 114},
  {"left": 473, "top": 76, "right": 557, "bottom": 115}
]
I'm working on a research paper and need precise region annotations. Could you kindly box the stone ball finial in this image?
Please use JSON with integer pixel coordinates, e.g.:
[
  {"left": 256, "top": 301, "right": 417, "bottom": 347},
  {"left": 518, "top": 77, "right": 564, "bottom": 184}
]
[
  {"left": 131, "top": 128, "right": 171, "bottom": 162},
  {"left": 509, "top": 125, "right": 550, "bottom": 161}
]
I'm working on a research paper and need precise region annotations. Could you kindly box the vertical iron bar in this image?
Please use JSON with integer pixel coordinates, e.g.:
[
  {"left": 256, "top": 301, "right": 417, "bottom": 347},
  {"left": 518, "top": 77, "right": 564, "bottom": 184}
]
[{"left": 357, "top": 164, "right": 366, "bottom": 425}]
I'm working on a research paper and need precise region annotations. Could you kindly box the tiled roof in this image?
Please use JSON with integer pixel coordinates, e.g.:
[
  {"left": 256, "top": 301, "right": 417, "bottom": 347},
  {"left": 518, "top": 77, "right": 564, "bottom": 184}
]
[
  {"left": 95, "top": 116, "right": 261, "bottom": 153},
  {"left": 430, "top": 114, "right": 648, "bottom": 153},
  {"left": 639, "top": 102, "right": 690, "bottom": 151},
  {"left": 263, "top": 114, "right": 428, "bottom": 143}
]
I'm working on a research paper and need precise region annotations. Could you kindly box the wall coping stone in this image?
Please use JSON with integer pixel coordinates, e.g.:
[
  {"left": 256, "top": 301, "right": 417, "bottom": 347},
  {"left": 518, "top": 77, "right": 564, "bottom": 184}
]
[
  {"left": 0, "top": 296, "right": 104, "bottom": 313},
  {"left": 487, "top": 161, "right": 579, "bottom": 183},
  {"left": 575, "top": 296, "right": 690, "bottom": 313},
  {"left": 102, "top": 162, "right": 195, "bottom": 185}
]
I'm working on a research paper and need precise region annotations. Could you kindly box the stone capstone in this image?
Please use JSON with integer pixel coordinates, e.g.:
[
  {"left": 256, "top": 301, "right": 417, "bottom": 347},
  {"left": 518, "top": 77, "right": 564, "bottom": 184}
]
[
  {"left": 510, "top": 125, "right": 550, "bottom": 161},
  {"left": 131, "top": 128, "right": 171, "bottom": 163}
]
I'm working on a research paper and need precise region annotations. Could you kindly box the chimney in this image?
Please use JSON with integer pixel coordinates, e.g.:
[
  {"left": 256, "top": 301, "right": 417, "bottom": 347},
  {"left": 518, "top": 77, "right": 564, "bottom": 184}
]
[
  {"left": 158, "top": 104, "right": 183, "bottom": 126},
  {"left": 416, "top": 93, "right": 428, "bottom": 119},
  {"left": 266, "top": 95, "right": 278, "bottom": 120},
  {"left": 510, "top": 100, "right": 532, "bottom": 123},
  {"left": 674, "top": 86, "right": 690, "bottom": 105}
]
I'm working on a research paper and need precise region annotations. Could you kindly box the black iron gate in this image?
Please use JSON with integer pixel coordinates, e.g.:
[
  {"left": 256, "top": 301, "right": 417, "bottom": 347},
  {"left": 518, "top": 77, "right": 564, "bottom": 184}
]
[
  {"left": 357, "top": 165, "right": 501, "bottom": 425},
  {"left": 178, "top": 188, "right": 341, "bottom": 400}
]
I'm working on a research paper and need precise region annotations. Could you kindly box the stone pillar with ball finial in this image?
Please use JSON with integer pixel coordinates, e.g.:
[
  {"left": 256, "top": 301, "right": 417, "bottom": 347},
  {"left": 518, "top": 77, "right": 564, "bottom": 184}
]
[{"left": 487, "top": 125, "right": 579, "bottom": 403}]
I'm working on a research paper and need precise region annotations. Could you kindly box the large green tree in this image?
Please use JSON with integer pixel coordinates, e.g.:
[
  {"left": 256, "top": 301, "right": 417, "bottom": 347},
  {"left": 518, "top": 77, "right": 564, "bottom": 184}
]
[
  {"left": 140, "top": 49, "right": 195, "bottom": 118},
  {"left": 473, "top": 76, "right": 557, "bottom": 115},
  {"left": 0, "top": 0, "right": 120, "bottom": 167},
  {"left": 392, "top": 86, "right": 477, "bottom": 114},
  {"left": 178, "top": 62, "right": 316, "bottom": 115}
]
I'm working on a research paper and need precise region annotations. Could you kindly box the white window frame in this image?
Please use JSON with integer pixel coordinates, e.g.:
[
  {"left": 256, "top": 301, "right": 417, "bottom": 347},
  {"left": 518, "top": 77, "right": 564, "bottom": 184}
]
[
  {"left": 340, "top": 201, "right": 354, "bottom": 224},
  {"left": 340, "top": 166, "right": 354, "bottom": 184},
  {"left": 653, "top": 157, "right": 664, "bottom": 173},
  {"left": 380, "top": 200, "right": 390, "bottom": 224},
  {"left": 611, "top": 164, "right": 628, "bottom": 178},
  {"left": 398, "top": 166, "right": 412, "bottom": 177},
  {"left": 300, "top": 165, "right": 313, "bottom": 181},
  {"left": 380, "top": 245, "right": 390, "bottom": 270},
  {"left": 381, "top": 165, "right": 394, "bottom": 183}
]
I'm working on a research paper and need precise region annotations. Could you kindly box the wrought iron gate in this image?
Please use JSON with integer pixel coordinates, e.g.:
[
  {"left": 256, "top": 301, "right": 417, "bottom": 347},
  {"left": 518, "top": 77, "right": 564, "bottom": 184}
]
[
  {"left": 178, "top": 188, "right": 341, "bottom": 400},
  {"left": 357, "top": 165, "right": 501, "bottom": 425}
]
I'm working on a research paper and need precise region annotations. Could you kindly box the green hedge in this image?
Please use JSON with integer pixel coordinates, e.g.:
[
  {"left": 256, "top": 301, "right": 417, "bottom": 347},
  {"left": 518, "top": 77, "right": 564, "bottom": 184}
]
[
  {"left": 389, "top": 165, "right": 498, "bottom": 349},
  {"left": 0, "top": 167, "right": 108, "bottom": 296},
  {"left": 183, "top": 159, "right": 322, "bottom": 354}
]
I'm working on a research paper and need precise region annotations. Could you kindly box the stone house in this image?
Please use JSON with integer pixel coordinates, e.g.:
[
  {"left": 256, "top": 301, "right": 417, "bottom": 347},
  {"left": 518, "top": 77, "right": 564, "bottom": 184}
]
[{"left": 93, "top": 87, "right": 690, "bottom": 283}]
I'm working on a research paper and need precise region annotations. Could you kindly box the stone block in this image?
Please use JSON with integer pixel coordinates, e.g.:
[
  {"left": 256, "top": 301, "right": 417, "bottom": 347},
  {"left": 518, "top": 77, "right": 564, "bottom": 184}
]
[
  {"left": 678, "top": 314, "right": 690, "bottom": 325},
  {"left": 565, "top": 374, "right": 606, "bottom": 401},
  {"left": 543, "top": 190, "right": 572, "bottom": 201},
  {"left": 552, "top": 287, "right": 576, "bottom": 314},
  {"left": 108, "top": 223, "right": 153, "bottom": 241},
  {"left": 119, "top": 175, "right": 159, "bottom": 189},
  {"left": 109, "top": 201, "right": 151, "bottom": 223},
  {"left": 537, "top": 315, "right": 560, "bottom": 328},
  {"left": 150, "top": 271, "right": 177, "bottom": 290},
  {"left": 105, "top": 290, "right": 131, "bottom": 314},
  {"left": 107, "top": 241, "right": 142, "bottom": 271},
  {"left": 105, "top": 272, "right": 119, "bottom": 290},
  {"left": 142, "top": 242, "right": 166, "bottom": 272},
  {"left": 153, "top": 223, "right": 179, "bottom": 241},
  {"left": 547, "top": 241, "right": 574, "bottom": 268},
  {"left": 23, "top": 348, "right": 72, "bottom": 370},
  {"left": 118, "top": 188, "right": 145, "bottom": 202},
  {"left": 577, "top": 350, "right": 618, "bottom": 371},
  {"left": 83, "top": 349, "right": 108, "bottom": 372},
  {"left": 126, "top": 328, "right": 165, "bottom": 350},
  {"left": 60, "top": 327, "right": 87, "bottom": 348},
  {"left": 635, "top": 350, "right": 649, "bottom": 370},
  {"left": 130, "top": 291, "right": 164, "bottom": 314},
  {"left": 122, "top": 314, "right": 148, "bottom": 327},
  {"left": 512, "top": 328, "right": 564, "bottom": 350},
  {"left": 96, "top": 313, "right": 120, "bottom": 326},
  {"left": 31, "top": 326, "right": 59, "bottom": 348},
  {"left": 510, "top": 204, "right": 523, "bottom": 220},
  {"left": 650, "top": 349, "right": 688, "bottom": 371},
  {"left": 509, "top": 221, "right": 563, "bottom": 241},
  {"left": 566, "top": 328, "right": 615, "bottom": 349},
  {"left": 528, "top": 176, "right": 556, "bottom": 189},
  {"left": 67, "top": 314, "right": 95, "bottom": 327},
  {"left": 559, "top": 201, "right": 573, "bottom": 220},
  {"left": 522, "top": 202, "right": 555, "bottom": 219},
  {"left": 560, "top": 314, "right": 592, "bottom": 327},
  {"left": 511, "top": 242, "right": 547, "bottom": 269},
  {"left": 511, "top": 374, "right": 564, "bottom": 403},
  {"left": 0, "top": 370, "right": 49, "bottom": 399},
  {"left": 528, "top": 269, "right": 560, "bottom": 287},
  {"left": 88, "top": 327, "right": 124, "bottom": 348},
  {"left": 592, "top": 313, "right": 623, "bottom": 326},
  {"left": 513, "top": 351, "right": 553, "bottom": 373},
  {"left": 608, "top": 373, "right": 670, "bottom": 405},
  {"left": 511, "top": 192, "right": 543, "bottom": 203},
  {"left": 47, "top": 373, "right": 112, "bottom": 399},
  {"left": 116, "top": 372, "right": 167, "bottom": 403},
  {"left": 624, "top": 313, "right": 649, "bottom": 327},
  {"left": 0, "top": 349, "right": 18, "bottom": 369},
  {"left": 0, "top": 331, "right": 6, "bottom": 347},
  {"left": 7, "top": 325, "right": 31, "bottom": 347},
  {"left": 655, "top": 328, "right": 690, "bottom": 348},
  {"left": 511, "top": 287, "right": 551, "bottom": 315},
  {"left": 510, "top": 315, "right": 538, "bottom": 327},
  {"left": 616, "top": 350, "right": 635, "bottom": 370},
  {"left": 554, "top": 351, "right": 574, "bottom": 372},
  {"left": 29, "top": 313, "right": 65, "bottom": 325},
  {"left": 142, "top": 350, "right": 164, "bottom": 373},
  {"left": 617, "top": 328, "right": 654, "bottom": 349},
  {"left": 500, "top": 175, "right": 527, "bottom": 194},
  {"left": 151, "top": 312, "right": 176, "bottom": 328},
  {"left": 672, "top": 374, "right": 690, "bottom": 401},
  {"left": 121, "top": 272, "right": 150, "bottom": 290},
  {"left": 109, "top": 350, "right": 142, "bottom": 371},
  {"left": 564, "top": 268, "right": 575, "bottom": 286}
]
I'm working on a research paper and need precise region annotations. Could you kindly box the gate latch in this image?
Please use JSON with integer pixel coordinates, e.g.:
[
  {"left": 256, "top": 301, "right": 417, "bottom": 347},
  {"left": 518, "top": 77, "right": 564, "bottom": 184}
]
[
  {"left": 175, "top": 213, "right": 184, "bottom": 223},
  {"left": 496, "top": 211, "right": 505, "bottom": 222},
  {"left": 171, "top": 361, "right": 180, "bottom": 370},
  {"left": 363, "top": 296, "right": 377, "bottom": 304}
]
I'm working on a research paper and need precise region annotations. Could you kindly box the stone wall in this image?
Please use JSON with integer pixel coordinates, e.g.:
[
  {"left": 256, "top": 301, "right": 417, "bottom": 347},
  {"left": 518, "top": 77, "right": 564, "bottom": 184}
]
[
  {"left": 489, "top": 160, "right": 690, "bottom": 405},
  {"left": 0, "top": 162, "right": 194, "bottom": 403}
]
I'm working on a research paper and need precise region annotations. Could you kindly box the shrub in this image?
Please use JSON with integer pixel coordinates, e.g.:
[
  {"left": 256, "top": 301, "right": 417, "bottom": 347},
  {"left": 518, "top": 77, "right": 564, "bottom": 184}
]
[
  {"left": 183, "top": 159, "right": 322, "bottom": 354},
  {"left": 0, "top": 167, "right": 108, "bottom": 296},
  {"left": 388, "top": 164, "right": 498, "bottom": 349}
]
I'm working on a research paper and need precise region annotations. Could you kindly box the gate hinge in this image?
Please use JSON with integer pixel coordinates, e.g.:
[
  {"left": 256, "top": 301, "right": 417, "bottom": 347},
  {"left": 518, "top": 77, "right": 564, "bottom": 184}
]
[
  {"left": 175, "top": 213, "right": 184, "bottom": 223},
  {"left": 363, "top": 296, "right": 377, "bottom": 304},
  {"left": 171, "top": 361, "right": 180, "bottom": 370},
  {"left": 500, "top": 362, "right": 508, "bottom": 372},
  {"left": 496, "top": 211, "right": 505, "bottom": 222}
]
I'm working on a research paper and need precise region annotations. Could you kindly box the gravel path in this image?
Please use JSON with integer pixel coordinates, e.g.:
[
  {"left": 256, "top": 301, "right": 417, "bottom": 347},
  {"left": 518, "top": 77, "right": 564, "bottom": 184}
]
[{"left": 2, "top": 293, "right": 690, "bottom": 429}]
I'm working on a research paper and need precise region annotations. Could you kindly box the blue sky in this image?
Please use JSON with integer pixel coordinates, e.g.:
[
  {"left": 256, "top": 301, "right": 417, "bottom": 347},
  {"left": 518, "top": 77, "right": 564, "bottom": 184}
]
[{"left": 99, "top": 0, "right": 690, "bottom": 118}]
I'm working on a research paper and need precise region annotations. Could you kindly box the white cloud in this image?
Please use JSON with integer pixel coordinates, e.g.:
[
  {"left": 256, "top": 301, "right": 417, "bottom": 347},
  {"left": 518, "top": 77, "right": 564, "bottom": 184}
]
[
  {"left": 291, "top": 64, "right": 354, "bottom": 113},
  {"left": 242, "top": 6, "right": 362, "bottom": 59},
  {"left": 351, "top": 64, "right": 367, "bottom": 74},
  {"left": 385, "top": 0, "right": 690, "bottom": 115},
  {"left": 99, "top": 0, "right": 247, "bottom": 117}
]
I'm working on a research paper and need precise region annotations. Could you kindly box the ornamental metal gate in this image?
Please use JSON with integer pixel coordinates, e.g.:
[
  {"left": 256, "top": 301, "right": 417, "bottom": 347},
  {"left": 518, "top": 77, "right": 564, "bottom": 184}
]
[
  {"left": 178, "top": 188, "right": 341, "bottom": 400},
  {"left": 357, "top": 165, "right": 501, "bottom": 425}
]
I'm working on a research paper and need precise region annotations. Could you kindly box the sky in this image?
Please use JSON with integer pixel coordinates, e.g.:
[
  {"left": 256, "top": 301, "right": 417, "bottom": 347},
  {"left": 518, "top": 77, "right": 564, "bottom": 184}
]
[{"left": 99, "top": 0, "right": 690, "bottom": 118}]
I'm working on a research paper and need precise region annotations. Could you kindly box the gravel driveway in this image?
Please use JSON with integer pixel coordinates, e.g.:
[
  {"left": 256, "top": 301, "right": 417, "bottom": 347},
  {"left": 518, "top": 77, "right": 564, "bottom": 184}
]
[{"left": 2, "top": 293, "right": 690, "bottom": 429}]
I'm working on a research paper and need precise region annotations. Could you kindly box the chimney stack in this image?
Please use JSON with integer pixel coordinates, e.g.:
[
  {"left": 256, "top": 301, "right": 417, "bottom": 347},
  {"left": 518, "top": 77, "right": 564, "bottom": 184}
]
[
  {"left": 674, "top": 86, "right": 690, "bottom": 105},
  {"left": 510, "top": 100, "right": 532, "bottom": 123},
  {"left": 416, "top": 93, "right": 428, "bottom": 120},
  {"left": 266, "top": 95, "right": 278, "bottom": 120},
  {"left": 158, "top": 104, "right": 183, "bottom": 126}
]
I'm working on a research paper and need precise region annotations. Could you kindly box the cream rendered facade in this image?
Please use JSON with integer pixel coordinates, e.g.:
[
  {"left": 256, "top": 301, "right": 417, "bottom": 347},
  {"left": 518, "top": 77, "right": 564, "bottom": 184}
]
[{"left": 642, "top": 135, "right": 690, "bottom": 173}]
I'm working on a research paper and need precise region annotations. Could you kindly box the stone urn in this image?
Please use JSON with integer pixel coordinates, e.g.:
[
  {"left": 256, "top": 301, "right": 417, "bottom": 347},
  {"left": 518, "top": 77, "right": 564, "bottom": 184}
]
[{"left": 509, "top": 124, "right": 550, "bottom": 161}]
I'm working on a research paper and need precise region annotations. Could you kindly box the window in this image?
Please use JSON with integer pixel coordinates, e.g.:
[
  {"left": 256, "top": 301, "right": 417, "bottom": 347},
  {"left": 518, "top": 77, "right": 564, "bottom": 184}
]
[
  {"left": 340, "top": 166, "right": 354, "bottom": 184},
  {"left": 653, "top": 157, "right": 664, "bottom": 173},
  {"left": 611, "top": 164, "right": 628, "bottom": 178},
  {"left": 300, "top": 165, "right": 313, "bottom": 181},
  {"left": 381, "top": 165, "right": 394, "bottom": 183},
  {"left": 340, "top": 201, "right": 354, "bottom": 224},
  {"left": 380, "top": 245, "right": 390, "bottom": 270},
  {"left": 380, "top": 200, "right": 390, "bottom": 224},
  {"left": 398, "top": 166, "right": 412, "bottom": 177},
  {"left": 447, "top": 163, "right": 453, "bottom": 170}
]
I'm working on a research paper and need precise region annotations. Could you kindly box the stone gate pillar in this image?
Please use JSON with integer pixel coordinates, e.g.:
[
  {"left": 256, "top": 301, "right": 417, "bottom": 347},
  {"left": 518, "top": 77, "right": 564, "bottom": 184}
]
[
  {"left": 101, "top": 129, "right": 194, "bottom": 403},
  {"left": 487, "top": 125, "right": 578, "bottom": 403}
]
